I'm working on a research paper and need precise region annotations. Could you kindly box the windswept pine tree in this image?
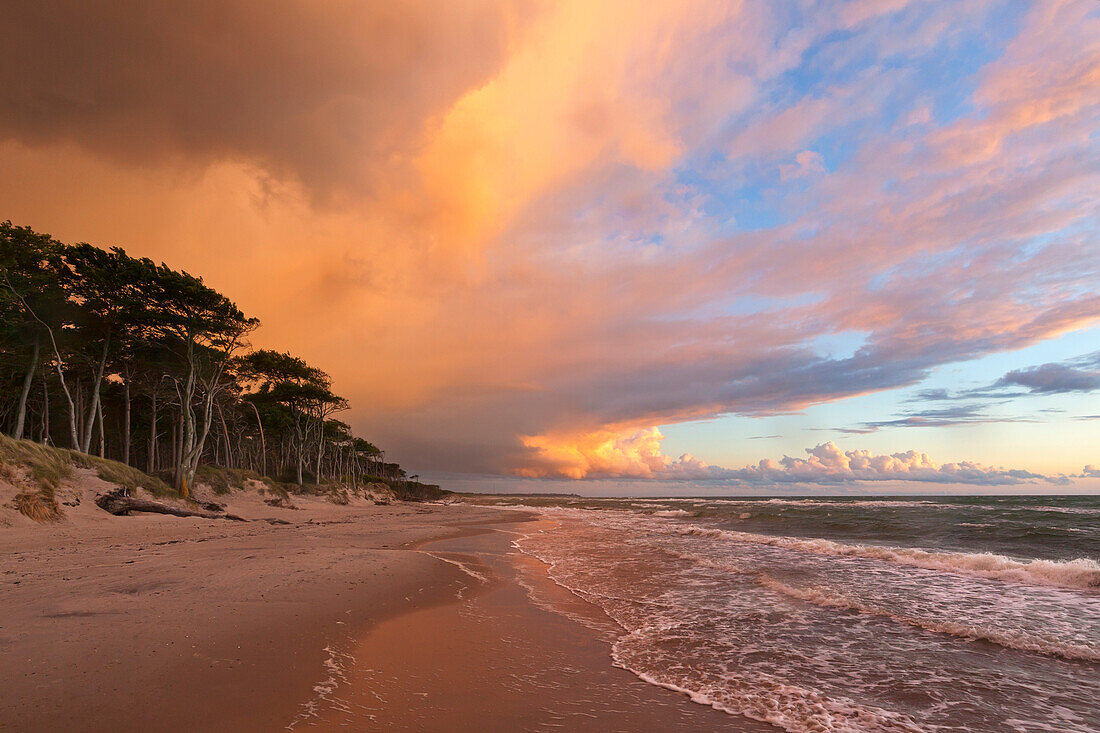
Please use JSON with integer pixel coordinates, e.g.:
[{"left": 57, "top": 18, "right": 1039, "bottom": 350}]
[{"left": 0, "top": 221, "right": 438, "bottom": 500}]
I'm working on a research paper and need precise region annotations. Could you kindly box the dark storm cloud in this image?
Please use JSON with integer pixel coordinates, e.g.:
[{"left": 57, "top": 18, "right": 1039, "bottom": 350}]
[{"left": 0, "top": 1, "right": 525, "bottom": 194}]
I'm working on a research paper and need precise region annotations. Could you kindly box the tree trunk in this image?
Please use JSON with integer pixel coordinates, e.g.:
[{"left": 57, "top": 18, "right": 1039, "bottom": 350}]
[
  {"left": 122, "top": 377, "right": 131, "bottom": 465},
  {"left": 147, "top": 391, "right": 158, "bottom": 474},
  {"left": 95, "top": 489, "right": 244, "bottom": 521},
  {"left": 218, "top": 403, "right": 233, "bottom": 469},
  {"left": 294, "top": 415, "right": 306, "bottom": 486},
  {"left": 82, "top": 333, "right": 111, "bottom": 454},
  {"left": 13, "top": 335, "right": 40, "bottom": 441},
  {"left": 296, "top": 425, "right": 305, "bottom": 486},
  {"left": 5, "top": 277, "right": 79, "bottom": 442},
  {"left": 178, "top": 342, "right": 238, "bottom": 496},
  {"left": 315, "top": 422, "right": 324, "bottom": 482},
  {"left": 247, "top": 401, "right": 266, "bottom": 477},
  {"left": 2, "top": 281, "right": 79, "bottom": 448},
  {"left": 172, "top": 408, "right": 182, "bottom": 485},
  {"left": 76, "top": 381, "right": 84, "bottom": 446},
  {"left": 182, "top": 383, "right": 216, "bottom": 494},
  {"left": 174, "top": 342, "right": 198, "bottom": 497},
  {"left": 57, "top": 360, "right": 79, "bottom": 449},
  {"left": 96, "top": 397, "right": 106, "bottom": 458},
  {"left": 40, "top": 370, "right": 50, "bottom": 444}
]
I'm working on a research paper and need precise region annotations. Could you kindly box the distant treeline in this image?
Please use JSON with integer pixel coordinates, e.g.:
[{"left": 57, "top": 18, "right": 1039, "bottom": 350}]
[{"left": 0, "top": 221, "right": 433, "bottom": 498}]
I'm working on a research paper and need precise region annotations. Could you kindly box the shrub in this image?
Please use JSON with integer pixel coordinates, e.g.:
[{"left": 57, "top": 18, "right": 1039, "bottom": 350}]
[{"left": 13, "top": 489, "right": 61, "bottom": 523}]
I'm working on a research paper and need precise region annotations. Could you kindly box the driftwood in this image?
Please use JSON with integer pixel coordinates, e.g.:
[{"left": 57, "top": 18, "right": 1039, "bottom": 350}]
[{"left": 95, "top": 489, "right": 246, "bottom": 521}]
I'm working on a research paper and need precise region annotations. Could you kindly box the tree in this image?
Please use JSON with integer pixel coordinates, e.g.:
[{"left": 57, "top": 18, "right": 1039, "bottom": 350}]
[
  {"left": 63, "top": 243, "right": 160, "bottom": 454},
  {"left": 1, "top": 222, "right": 431, "bottom": 501},
  {"left": 0, "top": 222, "right": 79, "bottom": 447},
  {"left": 145, "top": 265, "right": 258, "bottom": 496},
  {"left": 237, "top": 350, "right": 345, "bottom": 486}
]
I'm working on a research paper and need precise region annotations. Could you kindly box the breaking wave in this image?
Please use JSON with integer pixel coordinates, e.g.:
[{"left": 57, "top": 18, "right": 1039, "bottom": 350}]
[
  {"left": 677, "top": 525, "right": 1100, "bottom": 591},
  {"left": 752, "top": 574, "right": 1099, "bottom": 662}
]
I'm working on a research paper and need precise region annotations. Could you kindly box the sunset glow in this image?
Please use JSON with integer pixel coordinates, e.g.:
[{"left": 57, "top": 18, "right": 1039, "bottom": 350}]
[{"left": 3, "top": 0, "right": 1097, "bottom": 492}]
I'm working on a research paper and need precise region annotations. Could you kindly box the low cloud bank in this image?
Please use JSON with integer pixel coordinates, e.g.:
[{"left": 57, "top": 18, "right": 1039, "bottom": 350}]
[
  {"left": 718, "top": 442, "right": 1051, "bottom": 486},
  {"left": 520, "top": 428, "right": 1060, "bottom": 486}
]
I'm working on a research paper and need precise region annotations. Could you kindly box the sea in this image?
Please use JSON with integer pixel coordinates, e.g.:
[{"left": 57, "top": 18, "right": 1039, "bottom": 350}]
[{"left": 483, "top": 495, "right": 1100, "bottom": 732}]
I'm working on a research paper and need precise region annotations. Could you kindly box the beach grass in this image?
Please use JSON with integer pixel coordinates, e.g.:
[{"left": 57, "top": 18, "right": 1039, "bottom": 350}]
[
  {"left": 0, "top": 433, "right": 73, "bottom": 491},
  {"left": 0, "top": 433, "right": 175, "bottom": 509},
  {"left": 70, "top": 452, "right": 175, "bottom": 497}
]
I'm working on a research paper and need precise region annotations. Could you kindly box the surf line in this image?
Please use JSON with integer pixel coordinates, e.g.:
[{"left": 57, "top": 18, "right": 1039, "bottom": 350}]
[{"left": 417, "top": 550, "right": 490, "bottom": 584}]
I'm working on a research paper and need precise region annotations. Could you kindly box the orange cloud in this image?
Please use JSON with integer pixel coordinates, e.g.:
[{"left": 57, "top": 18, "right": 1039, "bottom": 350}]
[
  {"left": 518, "top": 429, "right": 1056, "bottom": 486},
  {"left": 2, "top": 2, "right": 1097, "bottom": 480},
  {"left": 519, "top": 426, "right": 678, "bottom": 479}
]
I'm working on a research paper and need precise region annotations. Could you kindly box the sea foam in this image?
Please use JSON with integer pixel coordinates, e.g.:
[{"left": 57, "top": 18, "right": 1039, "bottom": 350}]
[
  {"left": 677, "top": 525, "right": 1100, "bottom": 591},
  {"left": 752, "top": 574, "right": 1100, "bottom": 662}
]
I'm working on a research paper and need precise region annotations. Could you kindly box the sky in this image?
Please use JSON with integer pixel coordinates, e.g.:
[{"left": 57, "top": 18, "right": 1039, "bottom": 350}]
[{"left": 2, "top": 0, "right": 1098, "bottom": 495}]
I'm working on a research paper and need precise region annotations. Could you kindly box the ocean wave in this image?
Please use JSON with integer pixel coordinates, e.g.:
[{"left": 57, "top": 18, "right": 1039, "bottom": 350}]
[
  {"left": 652, "top": 509, "right": 692, "bottom": 517},
  {"left": 529, "top": 538, "right": 933, "bottom": 733},
  {"left": 1022, "top": 505, "right": 1100, "bottom": 515},
  {"left": 673, "top": 550, "right": 1100, "bottom": 662},
  {"left": 757, "top": 498, "right": 943, "bottom": 509},
  {"left": 752, "top": 575, "right": 1099, "bottom": 662},
  {"left": 676, "top": 525, "right": 1100, "bottom": 591},
  {"left": 613, "top": 638, "right": 926, "bottom": 733}
]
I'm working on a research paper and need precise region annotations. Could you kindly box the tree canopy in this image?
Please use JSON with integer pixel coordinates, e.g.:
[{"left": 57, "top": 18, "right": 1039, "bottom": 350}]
[{"left": 0, "top": 221, "right": 433, "bottom": 498}]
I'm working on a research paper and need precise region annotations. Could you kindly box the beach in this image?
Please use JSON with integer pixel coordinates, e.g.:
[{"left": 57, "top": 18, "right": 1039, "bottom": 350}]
[
  {"left": 5, "top": 494, "right": 1096, "bottom": 732},
  {"left": 0, "top": 499, "right": 762, "bottom": 732}
]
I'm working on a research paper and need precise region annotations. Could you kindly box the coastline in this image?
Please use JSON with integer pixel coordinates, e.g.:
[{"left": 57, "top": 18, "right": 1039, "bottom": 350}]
[
  {"left": 299, "top": 514, "right": 770, "bottom": 731},
  {"left": 0, "top": 502, "right": 768, "bottom": 731}
]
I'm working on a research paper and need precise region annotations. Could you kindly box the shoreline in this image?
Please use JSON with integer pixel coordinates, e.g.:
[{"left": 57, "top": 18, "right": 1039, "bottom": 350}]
[
  {"left": 0, "top": 502, "right": 770, "bottom": 731},
  {"left": 300, "top": 513, "right": 770, "bottom": 731}
]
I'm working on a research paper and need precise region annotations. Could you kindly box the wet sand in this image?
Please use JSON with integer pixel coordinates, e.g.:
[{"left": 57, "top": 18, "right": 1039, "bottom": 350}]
[
  {"left": 303, "top": 517, "right": 770, "bottom": 731},
  {"left": 1, "top": 504, "right": 766, "bottom": 731}
]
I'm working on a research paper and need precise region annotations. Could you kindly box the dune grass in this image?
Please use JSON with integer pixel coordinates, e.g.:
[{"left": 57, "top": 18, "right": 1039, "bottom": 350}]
[
  {"left": 0, "top": 435, "right": 431, "bottom": 523},
  {"left": 12, "top": 489, "right": 61, "bottom": 522},
  {"left": 69, "top": 452, "right": 174, "bottom": 498},
  {"left": 193, "top": 464, "right": 292, "bottom": 497},
  {"left": 0, "top": 434, "right": 73, "bottom": 491},
  {"left": 363, "top": 474, "right": 448, "bottom": 502},
  {"left": 0, "top": 435, "right": 71, "bottom": 522},
  {"left": 0, "top": 434, "right": 176, "bottom": 521}
]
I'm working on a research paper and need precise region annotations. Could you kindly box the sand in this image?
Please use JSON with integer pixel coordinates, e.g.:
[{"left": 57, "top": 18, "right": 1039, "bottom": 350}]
[
  {"left": 0, "top": 497, "right": 764, "bottom": 731},
  {"left": 301, "top": 517, "right": 772, "bottom": 732}
]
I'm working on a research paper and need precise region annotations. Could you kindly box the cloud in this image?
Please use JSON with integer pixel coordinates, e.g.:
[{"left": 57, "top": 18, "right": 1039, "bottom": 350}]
[
  {"left": 727, "top": 442, "right": 1050, "bottom": 486},
  {"left": 517, "top": 427, "right": 673, "bottom": 480},
  {"left": 994, "top": 353, "right": 1100, "bottom": 394},
  {"left": 830, "top": 350, "right": 1100, "bottom": 432},
  {"left": 1, "top": 2, "right": 1097, "bottom": 480},
  {"left": 835, "top": 404, "right": 1037, "bottom": 434},
  {"left": 779, "top": 150, "right": 827, "bottom": 180},
  {"left": 904, "top": 352, "right": 1100, "bottom": 411},
  {"left": 0, "top": 1, "right": 530, "bottom": 198},
  {"left": 519, "top": 427, "right": 1053, "bottom": 486},
  {"left": 904, "top": 389, "right": 951, "bottom": 402}
]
